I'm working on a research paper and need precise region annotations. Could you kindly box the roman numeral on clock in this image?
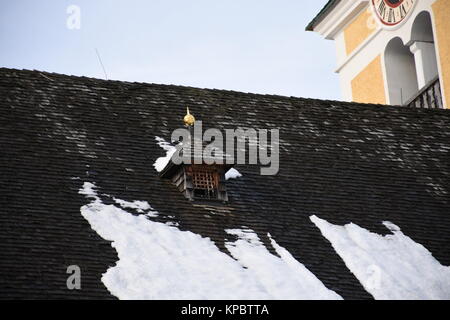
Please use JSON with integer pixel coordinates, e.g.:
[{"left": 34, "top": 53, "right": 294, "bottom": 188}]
[
  {"left": 378, "top": 0, "right": 386, "bottom": 19},
  {"left": 400, "top": 4, "right": 407, "bottom": 18},
  {"left": 388, "top": 8, "right": 394, "bottom": 23}
]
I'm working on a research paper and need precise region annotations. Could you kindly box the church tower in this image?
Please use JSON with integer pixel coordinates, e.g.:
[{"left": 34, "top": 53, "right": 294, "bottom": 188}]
[{"left": 307, "top": 0, "right": 449, "bottom": 109}]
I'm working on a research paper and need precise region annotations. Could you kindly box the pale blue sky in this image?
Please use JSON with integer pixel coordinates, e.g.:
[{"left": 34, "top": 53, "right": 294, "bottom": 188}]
[{"left": 0, "top": 0, "right": 340, "bottom": 100}]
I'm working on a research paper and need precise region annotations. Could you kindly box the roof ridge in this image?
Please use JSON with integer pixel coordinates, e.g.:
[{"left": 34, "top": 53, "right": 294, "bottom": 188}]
[{"left": 1, "top": 66, "right": 448, "bottom": 113}]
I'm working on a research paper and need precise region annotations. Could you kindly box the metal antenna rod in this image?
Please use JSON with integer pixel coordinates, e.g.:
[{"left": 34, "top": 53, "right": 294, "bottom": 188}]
[{"left": 95, "top": 48, "right": 108, "bottom": 80}]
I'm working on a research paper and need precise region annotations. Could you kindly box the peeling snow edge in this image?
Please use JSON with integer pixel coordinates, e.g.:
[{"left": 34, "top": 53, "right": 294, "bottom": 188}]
[
  {"left": 78, "top": 182, "right": 341, "bottom": 300},
  {"left": 310, "top": 215, "right": 450, "bottom": 300}
]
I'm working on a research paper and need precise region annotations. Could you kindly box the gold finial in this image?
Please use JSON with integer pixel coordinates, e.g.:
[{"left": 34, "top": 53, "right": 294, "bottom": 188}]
[{"left": 183, "top": 107, "right": 196, "bottom": 126}]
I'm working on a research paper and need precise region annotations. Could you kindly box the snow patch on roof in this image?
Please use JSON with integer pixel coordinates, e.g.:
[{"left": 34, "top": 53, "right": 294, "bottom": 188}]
[
  {"left": 79, "top": 182, "right": 100, "bottom": 200},
  {"left": 153, "top": 136, "right": 176, "bottom": 172},
  {"left": 226, "top": 228, "right": 260, "bottom": 246},
  {"left": 225, "top": 229, "right": 342, "bottom": 300},
  {"left": 225, "top": 168, "right": 242, "bottom": 180},
  {"left": 79, "top": 182, "right": 156, "bottom": 217},
  {"left": 113, "top": 198, "right": 155, "bottom": 215},
  {"left": 79, "top": 182, "right": 341, "bottom": 300},
  {"left": 310, "top": 215, "right": 450, "bottom": 300}
]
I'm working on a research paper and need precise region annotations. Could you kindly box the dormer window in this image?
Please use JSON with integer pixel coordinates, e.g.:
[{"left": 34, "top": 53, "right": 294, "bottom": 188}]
[
  {"left": 188, "top": 165, "right": 219, "bottom": 200},
  {"left": 160, "top": 163, "right": 230, "bottom": 203}
]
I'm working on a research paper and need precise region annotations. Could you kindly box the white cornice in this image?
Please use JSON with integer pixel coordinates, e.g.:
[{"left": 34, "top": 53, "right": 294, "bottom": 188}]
[{"left": 314, "top": 0, "right": 370, "bottom": 40}]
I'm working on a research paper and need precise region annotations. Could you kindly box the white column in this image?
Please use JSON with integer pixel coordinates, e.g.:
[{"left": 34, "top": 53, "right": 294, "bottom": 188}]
[{"left": 409, "top": 41, "right": 439, "bottom": 89}]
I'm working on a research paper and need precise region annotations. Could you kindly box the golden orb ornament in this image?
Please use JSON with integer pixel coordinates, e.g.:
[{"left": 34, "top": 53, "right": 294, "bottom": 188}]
[{"left": 183, "top": 107, "right": 195, "bottom": 126}]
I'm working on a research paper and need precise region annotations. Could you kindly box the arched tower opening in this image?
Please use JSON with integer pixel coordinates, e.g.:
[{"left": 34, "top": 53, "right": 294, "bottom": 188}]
[
  {"left": 384, "top": 37, "right": 418, "bottom": 105},
  {"left": 409, "top": 11, "right": 439, "bottom": 89}
]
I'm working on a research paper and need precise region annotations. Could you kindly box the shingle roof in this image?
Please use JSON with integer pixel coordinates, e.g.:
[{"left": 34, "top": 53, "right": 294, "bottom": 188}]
[
  {"left": 306, "top": 0, "right": 341, "bottom": 31},
  {"left": 1, "top": 67, "right": 450, "bottom": 299}
]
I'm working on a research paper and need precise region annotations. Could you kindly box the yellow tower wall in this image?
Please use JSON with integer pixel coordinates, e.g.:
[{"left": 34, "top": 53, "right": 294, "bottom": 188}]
[
  {"left": 432, "top": 0, "right": 450, "bottom": 109},
  {"left": 344, "top": 7, "right": 376, "bottom": 56},
  {"left": 351, "top": 55, "right": 386, "bottom": 104}
]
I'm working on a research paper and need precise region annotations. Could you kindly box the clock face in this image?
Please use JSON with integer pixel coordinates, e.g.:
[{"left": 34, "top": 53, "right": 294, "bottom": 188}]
[{"left": 372, "top": 0, "right": 416, "bottom": 27}]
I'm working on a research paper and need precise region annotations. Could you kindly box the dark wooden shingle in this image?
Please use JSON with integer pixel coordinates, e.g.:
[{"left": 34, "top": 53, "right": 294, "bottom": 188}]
[{"left": 1, "top": 68, "right": 449, "bottom": 300}]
